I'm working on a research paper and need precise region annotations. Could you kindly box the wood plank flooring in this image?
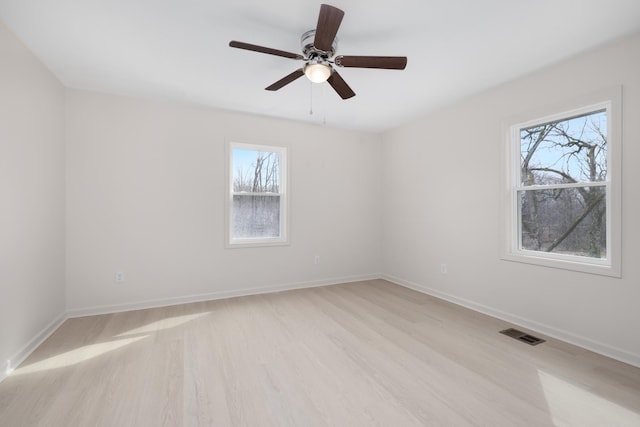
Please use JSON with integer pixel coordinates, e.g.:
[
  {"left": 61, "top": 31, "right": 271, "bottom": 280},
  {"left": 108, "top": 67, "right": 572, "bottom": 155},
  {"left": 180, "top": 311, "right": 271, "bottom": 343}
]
[{"left": 1, "top": 279, "right": 639, "bottom": 426}]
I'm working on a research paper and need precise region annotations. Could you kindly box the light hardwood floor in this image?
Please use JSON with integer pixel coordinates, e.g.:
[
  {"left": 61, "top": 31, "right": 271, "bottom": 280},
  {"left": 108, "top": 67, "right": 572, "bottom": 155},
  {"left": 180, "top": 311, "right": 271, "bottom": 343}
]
[{"left": 1, "top": 279, "right": 639, "bottom": 426}]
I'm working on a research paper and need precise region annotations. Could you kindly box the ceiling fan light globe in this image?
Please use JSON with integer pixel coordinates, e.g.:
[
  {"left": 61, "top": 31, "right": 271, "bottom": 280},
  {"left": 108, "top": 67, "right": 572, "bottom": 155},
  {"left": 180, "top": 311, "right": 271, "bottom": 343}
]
[{"left": 304, "top": 63, "right": 332, "bottom": 83}]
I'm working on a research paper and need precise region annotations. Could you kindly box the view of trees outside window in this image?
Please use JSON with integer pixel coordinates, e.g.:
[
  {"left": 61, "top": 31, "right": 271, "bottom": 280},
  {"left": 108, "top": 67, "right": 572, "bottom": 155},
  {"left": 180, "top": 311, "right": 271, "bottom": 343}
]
[
  {"left": 231, "top": 148, "right": 281, "bottom": 239},
  {"left": 519, "top": 109, "right": 607, "bottom": 258}
]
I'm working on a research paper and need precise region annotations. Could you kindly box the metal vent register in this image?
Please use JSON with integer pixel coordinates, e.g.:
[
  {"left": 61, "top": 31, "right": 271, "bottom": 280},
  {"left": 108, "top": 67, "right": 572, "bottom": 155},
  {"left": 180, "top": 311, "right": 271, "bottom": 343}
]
[{"left": 500, "top": 328, "right": 546, "bottom": 346}]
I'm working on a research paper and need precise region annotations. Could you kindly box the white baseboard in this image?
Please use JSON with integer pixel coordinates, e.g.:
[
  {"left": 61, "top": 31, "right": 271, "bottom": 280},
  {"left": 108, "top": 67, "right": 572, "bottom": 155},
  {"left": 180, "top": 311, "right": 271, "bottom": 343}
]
[
  {"left": 382, "top": 274, "right": 640, "bottom": 369},
  {"left": 2, "top": 311, "right": 67, "bottom": 383},
  {"left": 66, "top": 273, "right": 381, "bottom": 318}
]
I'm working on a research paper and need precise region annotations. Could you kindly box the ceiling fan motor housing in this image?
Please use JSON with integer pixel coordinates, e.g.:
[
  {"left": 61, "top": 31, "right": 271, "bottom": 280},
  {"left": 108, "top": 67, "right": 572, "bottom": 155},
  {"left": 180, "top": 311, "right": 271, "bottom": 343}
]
[{"left": 301, "top": 29, "right": 337, "bottom": 60}]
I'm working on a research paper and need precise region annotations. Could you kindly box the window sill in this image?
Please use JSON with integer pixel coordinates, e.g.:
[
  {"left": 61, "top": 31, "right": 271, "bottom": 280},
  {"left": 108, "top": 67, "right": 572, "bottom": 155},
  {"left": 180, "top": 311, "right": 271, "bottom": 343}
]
[
  {"left": 501, "top": 251, "right": 621, "bottom": 278},
  {"left": 226, "top": 238, "right": 290, "bottom": 249}
]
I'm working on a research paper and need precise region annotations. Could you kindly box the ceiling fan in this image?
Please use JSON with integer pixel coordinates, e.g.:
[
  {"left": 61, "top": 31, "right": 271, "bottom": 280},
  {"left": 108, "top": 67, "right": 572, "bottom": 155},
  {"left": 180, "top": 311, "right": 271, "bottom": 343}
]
[{"left": 229, "top": 4, "right": 407, "bottom": 99}]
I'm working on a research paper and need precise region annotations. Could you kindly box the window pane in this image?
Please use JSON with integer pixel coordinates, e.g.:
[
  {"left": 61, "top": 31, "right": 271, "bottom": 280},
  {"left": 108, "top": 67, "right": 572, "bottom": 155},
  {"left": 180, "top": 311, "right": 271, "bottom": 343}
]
[
  {"left": 232, "top": 149, "right": 280, "bottom": 193},
  {"left": 232, "top": 195, "right": 281, "bottom": 239},
  {"left": 519, "top": 186, "right": 606, "bottom": 258},
  {"left": 520, "top": 110, "right": 607, "bottom": 186}
]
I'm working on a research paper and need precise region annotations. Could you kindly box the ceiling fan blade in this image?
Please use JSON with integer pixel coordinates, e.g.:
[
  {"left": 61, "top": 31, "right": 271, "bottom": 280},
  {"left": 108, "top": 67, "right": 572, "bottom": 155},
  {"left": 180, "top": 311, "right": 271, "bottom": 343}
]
[
  {"left": 327, "top": 70, "right": 355, "bottom": 99},
  {"left": 229, "top": 41, "right": 304, "bottom": 60},
  {"left": 265, "top": 69, "right": 305, "bottom": 91},
  {"left": 313, "top": 4, "right": 344, "bottom": 52},
  {"left": 335, "top": 55, "right": 407, "bottom": 69}
]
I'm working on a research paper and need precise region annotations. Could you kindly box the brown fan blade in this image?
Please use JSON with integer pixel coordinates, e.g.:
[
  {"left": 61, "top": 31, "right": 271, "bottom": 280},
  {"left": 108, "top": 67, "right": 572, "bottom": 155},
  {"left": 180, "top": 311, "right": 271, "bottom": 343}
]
[
  {"left": 265, "top": 69, "right": 305, "bottom": 91},
  {"left": 327, "top": 70, "right": 355, "bottom": 99},
  {"left": 229, "top": 41, "right": 303, "bottom": 60},
  {"left": 313, "top": 4, "right": 344, "bottom": 52},
  {"left": 335, "top": 55, "right": 407, "bottom": 70}
]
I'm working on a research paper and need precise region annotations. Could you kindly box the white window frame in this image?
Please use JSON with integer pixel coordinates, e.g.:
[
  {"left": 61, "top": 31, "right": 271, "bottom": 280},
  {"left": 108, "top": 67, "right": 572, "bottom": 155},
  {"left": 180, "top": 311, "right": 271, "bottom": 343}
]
[
  {"left": 225, "top": 141, "right": 289, "bottom": 248},
  {"left": 501, "top": 87, "right": 621, "bottom": 277}
]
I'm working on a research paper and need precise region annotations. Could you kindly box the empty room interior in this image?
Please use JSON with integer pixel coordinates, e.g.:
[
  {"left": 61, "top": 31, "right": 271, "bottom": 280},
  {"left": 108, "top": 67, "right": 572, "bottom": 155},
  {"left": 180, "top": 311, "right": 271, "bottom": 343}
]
[{"left": 1, "top": 1, "right": 640, "bottom": 425}]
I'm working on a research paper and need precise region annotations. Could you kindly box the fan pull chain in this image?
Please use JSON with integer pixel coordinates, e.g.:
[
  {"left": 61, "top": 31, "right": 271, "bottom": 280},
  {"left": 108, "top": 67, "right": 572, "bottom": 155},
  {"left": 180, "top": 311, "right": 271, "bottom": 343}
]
[{"left": 309, "top": 82, "right": 313, "bottom": 115}]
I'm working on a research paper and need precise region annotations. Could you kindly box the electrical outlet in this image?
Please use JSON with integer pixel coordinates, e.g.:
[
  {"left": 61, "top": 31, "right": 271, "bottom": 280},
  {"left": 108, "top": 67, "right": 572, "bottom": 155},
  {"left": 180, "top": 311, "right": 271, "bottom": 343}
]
[
  {"left": 441, "top": 264, "right": 448, "bottom": 274},
  {"left": 115, "top": 271, "right": 125, "bottom": 283},
  {"left": 314, "top": 255, "right": 321, "bottom": 265}
]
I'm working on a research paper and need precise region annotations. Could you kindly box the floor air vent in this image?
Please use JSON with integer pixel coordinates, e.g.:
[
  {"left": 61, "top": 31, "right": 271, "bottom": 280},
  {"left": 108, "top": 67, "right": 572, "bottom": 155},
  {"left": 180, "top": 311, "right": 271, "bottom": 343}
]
[{"left": 500, "top": 328, "right": 545, "bottom": 346}]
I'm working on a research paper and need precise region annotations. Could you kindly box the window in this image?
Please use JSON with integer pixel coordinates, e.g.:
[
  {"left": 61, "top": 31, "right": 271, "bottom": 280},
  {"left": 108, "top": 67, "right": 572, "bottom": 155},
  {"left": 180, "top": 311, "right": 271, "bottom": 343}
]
[
  {"left": 502, "top": 88, "right": 621, "bottom": 276},
  {"left": 226, "top": 142, "right": 288, "bottom": 247}
]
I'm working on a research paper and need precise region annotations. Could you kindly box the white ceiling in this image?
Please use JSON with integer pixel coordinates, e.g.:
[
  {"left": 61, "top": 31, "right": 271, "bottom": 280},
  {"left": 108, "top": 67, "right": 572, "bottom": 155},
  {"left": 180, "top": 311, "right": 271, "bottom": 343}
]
[{"left": 2, "top": 1, "right": 640, "bottom": 133}]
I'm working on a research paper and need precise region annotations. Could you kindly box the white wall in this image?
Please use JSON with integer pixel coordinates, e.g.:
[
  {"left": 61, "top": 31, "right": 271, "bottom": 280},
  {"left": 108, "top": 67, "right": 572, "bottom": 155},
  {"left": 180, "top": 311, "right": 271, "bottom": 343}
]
[
  {"left": 381, "top": 32, "right": 640, "bottom": 366},
  {"left": 0, "top": 21, "right": 66, "bottom": 378},
  {"left": 65, "top": 90, "right": 382, "bottom": 314}
]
